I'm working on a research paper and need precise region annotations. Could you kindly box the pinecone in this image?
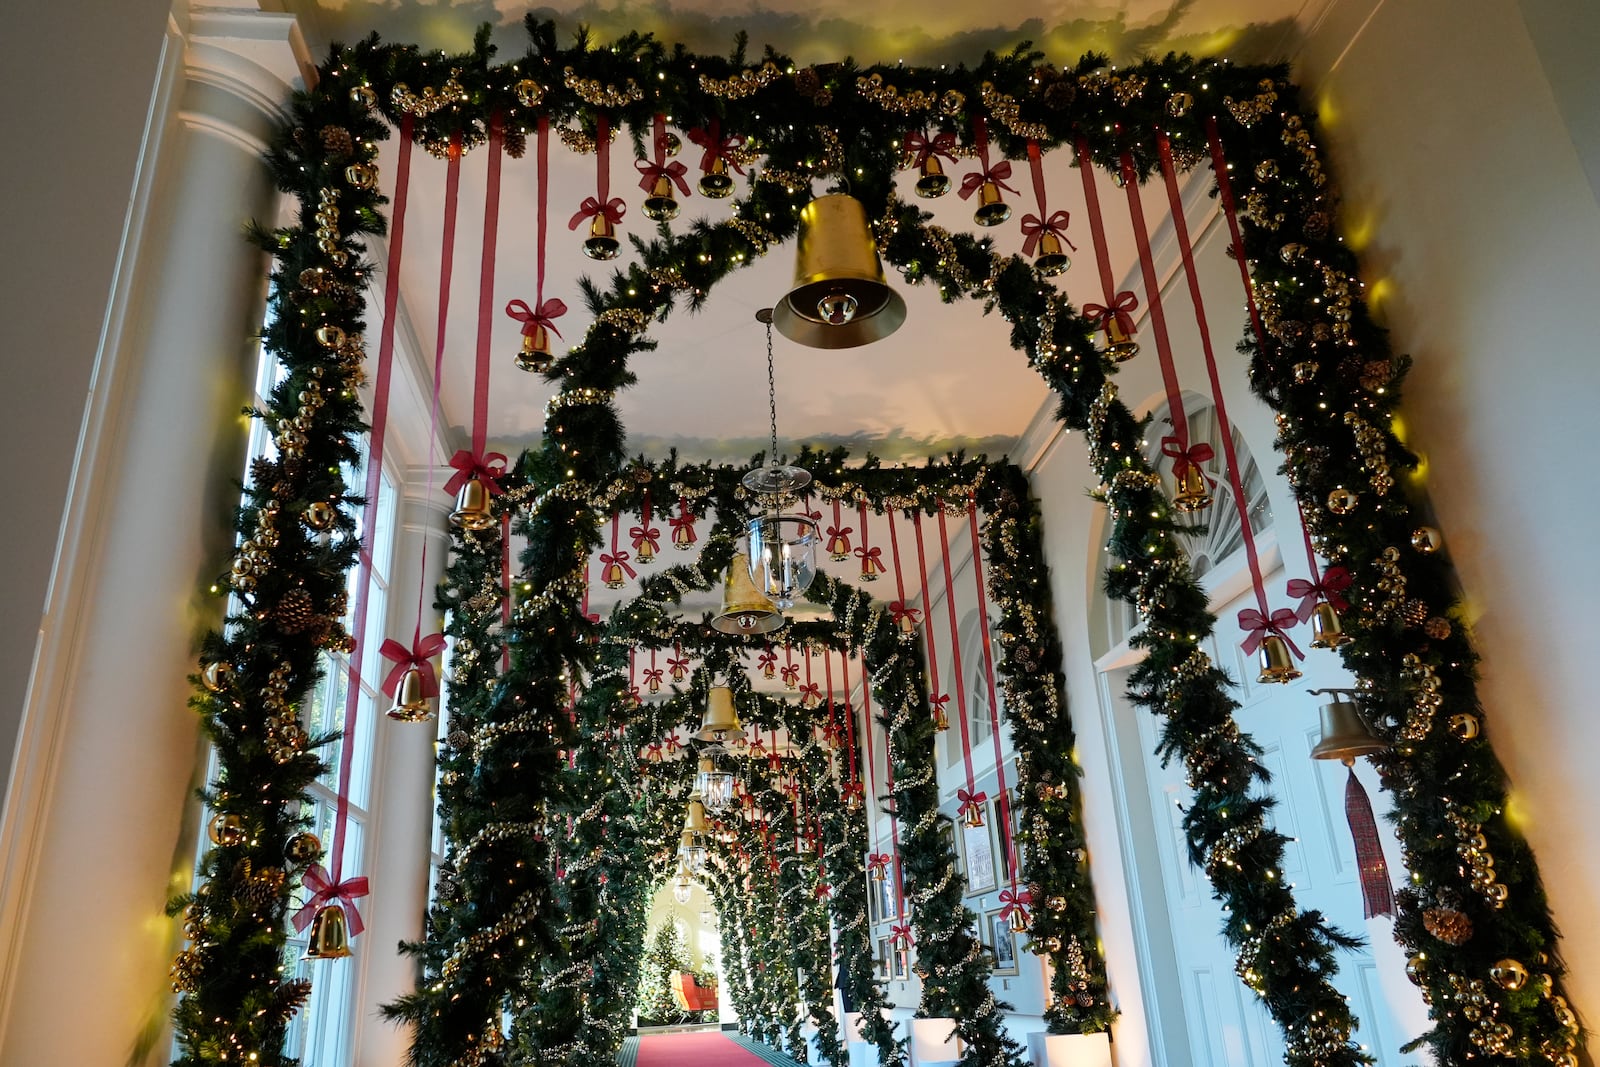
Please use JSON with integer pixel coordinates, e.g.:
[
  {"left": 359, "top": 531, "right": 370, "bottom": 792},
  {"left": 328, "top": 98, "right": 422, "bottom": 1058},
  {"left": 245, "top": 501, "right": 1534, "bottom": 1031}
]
[
  {"left": 272, "top": 977, "right": 314, "bottom": 1021},
  {"left": 1361, "top": 360, "right": 1394, "bottom": 391},
  {"left": 1402, "top": 598, "right": 1430, "bottom": 627},
  {"left": 250, "top": 456, "right": 282, "bottom": 489},
  {"left": 240, "top": 864, "right": 287, "bottom": 911},
  {"left": 1043, "top": 80, "right": 1077, "bottom": 110},
  {"left": 274, "top": 588, "right": 316, "bottom": 633},
  {"left": 1424, "top": 906, "right": 1473, "bottom": 945},
  {"left": 1425, "top": 616, "right": 1453, "bottom": 640},
  {"left": 320, "top": 125, "right": 354, "bottom": 156},
  {"left": 503, "top": 128, "right": 527, "bottom": 159}
]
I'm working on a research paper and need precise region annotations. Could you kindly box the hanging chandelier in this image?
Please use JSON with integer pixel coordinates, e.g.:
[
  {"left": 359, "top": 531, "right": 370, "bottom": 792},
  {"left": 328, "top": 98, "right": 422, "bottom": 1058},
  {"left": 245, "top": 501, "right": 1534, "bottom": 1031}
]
[
  {"left": 672, "top": 866, "right": 694, "bottom": 904},
  {"left": 678, "top": 829, "right": 708, "bottom": 875},
  {"left": 743, "top": 309, "right": 820, "bottom": 611},
  {"left": 696, "top": 756, "right": 737, "bottom": 814}
]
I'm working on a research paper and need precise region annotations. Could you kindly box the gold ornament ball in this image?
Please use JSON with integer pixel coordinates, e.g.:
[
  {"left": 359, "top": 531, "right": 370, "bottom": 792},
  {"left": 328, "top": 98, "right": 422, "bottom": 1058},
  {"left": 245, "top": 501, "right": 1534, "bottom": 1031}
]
[
  {"left": 285, "top": 832, "right": 322, "bottom": 866},
  {"left": 515, "top": 79, "right": 544, "bottom": 107},
  {"left": 1405, "top": 955, "right": 1426, "bottom": 986},
  {"left": 1449, "top": 713, "right": 1481, "bottom": 741},
  {"left": 662, "top": 131, "right": 682, "bottom": 158},
  {"left": 304, "top": 501, "right": 336, "bottom": 531},
  {"left": 1166, "top": 91, "right": 1194, "bottom": 117},
  {"left": 1490, "top": 958, "right": 1529, "bottom": 991},
  {"left": 1412, "top": 526, "right": 1444, "bottom": 553},
  {"left": 1046, "top": 895, "right": 1067, "bottom": 912},
  {"left": 200, "top": 659, "right": 233, "bottom": 693},
  {"left": 1327, "top": 487, "right": 1359, "bottom": 515},
  {"left": 350, "top": 85, "right": 377, "bottom": 110},
  {"left": 1038, "top": 935, "right": 1062, "bottom": 954},
  {"left": 207, "top": 812, "right": 246, "bottom": 847},
  {"left": 1552, "top": 1054, "right": 1578, "bottom": 1067}
]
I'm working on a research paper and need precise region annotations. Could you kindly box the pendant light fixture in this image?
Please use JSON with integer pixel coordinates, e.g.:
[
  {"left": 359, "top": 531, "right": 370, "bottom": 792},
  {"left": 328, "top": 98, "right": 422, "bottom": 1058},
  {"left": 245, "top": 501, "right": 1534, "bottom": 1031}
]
[
  {"left": 743, "top": 310, "right": 821, "bottom": 610},
  {"left": 696, "top": 755, "right": 737, "bottom": 814}
]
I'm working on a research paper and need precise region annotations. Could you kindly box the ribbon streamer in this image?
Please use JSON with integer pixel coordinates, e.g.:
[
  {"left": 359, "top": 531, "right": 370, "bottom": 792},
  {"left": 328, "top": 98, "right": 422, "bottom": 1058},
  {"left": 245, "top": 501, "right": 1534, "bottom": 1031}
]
[
  {"left": 637, "top": 113, "right": 691, "bottom": 195},
  {"left": 630, "top": 492, "right": 659, "bottom": 556},
  {"left": 379, "top": 633, "right": 447, "bottom": 697},
  {"left": 568, "top": 113, "right": 625, "bottom": 231},
  {"left": 998, "top": 887, "right": 1032, "bottom": 923},
  {"left": 1021, "top": 140, "right": 1077, "bottom": 256},
  {"left": 1345, "top": 767, "right": 1396, "bottom": 918},
  {"left": 958, "top": 117, "right": 1017, "bottom": 199},
  {"left": 293, "top": 864, "right": 370, "bottom": 936}
]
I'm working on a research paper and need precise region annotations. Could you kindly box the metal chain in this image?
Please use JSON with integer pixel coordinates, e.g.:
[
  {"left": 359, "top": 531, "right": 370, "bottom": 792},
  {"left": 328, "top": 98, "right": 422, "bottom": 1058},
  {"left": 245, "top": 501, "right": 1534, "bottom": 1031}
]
[{"left": 765, "top": 317, "right": 779, "bottom": 464}]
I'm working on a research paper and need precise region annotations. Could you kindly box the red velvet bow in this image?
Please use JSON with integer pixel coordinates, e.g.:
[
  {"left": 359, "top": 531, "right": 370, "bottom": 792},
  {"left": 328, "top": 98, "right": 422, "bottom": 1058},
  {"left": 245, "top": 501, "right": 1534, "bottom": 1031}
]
[
  {"left": 1287, "top": 566, "right": 1354, "bottom": 621},
  {"left": 642, "top": 667, "right": 664, "bottom": 688},
  {"left": 630, "top": 523, "right": 660, "bottom": 554},
  {"left": 567, "top": 194, "right": 626, "bottom": 231},
  {"left": 444, "top": 449, "right": 508, "bottom": 497},
  {"left": 957, "top": 787, "right": 988, "bottom": 821},
  {"left": 868, "top": 851, "right": 892, "bottom": 873},
  {"left": 825, "top": 524, "right": 853, "bottom": 554},
  {"left": 667, "top": 655, "right": 690, "bottom": 679},
  {"left": 293, "top": 864, "right": 370, "bottom": 936},
  {"left": 843, "top": 779, "right": 865, "bottom": 803},
  {"left": 668, "top": 501, "right": 698, "bottom": 546},
  {"left": 998, "top": 887, "right": 1032, "bottom": 922},
  {"left": 600, "top": 550, "right": 636, "bottom": 581},
  {"left": 1238, "top": 607, "right": 1304, "bottom": 658},
  {"left": 890, "top": 923, "right": 914, "bottom": 947},
  {"left": 748, "top": 735, "right": 768, "bottom": 756},
  {"left": 854, "top": 545, "right": 885, "bottom": 575},
  {"left": 505, "top": 297, "right": 566, "bottom": 340},
  {"left": 687, "top": 120, "right": 745, "bottom": 174},
  {"left": 780, "top": 663, "right": 801, "bottom": 687},
  {"left": 889, "top": 601, "right": 922, "bottom": 628},
  {"left": 1160, "top": 437, "right": 1217, "bottom": 482},
  {"left": 814, "top": 880, "right": 833, "bottom": 899},
  {"left": 958, "top": 159, "right": 1017, "bottom": 199},
  {"left": 799, "top": 682, "right": 823, "bottom": 706},
  {"left": 1083, "top": 291, "right": 1140, "bottom": 336},
  {"left": 664, "top": 732, "right": 683, "bottom": 753},
  {"left": 1020, "top": 209, "right": 1078, "bottom": 257},
  {"left": 929, "top": 693, "right": 951, "bottom": 713},
  {"left": 636, "top": 156, "right": 691, "bottom": 196},
  {"left": 644, "top": 741, "right": 663, "bottom": 761},
  {"left": 904, "top": 130, "right": 957, "bottom": 167},
  {"left": 379, "top": 632, "right": 447, "bottom": 697}
]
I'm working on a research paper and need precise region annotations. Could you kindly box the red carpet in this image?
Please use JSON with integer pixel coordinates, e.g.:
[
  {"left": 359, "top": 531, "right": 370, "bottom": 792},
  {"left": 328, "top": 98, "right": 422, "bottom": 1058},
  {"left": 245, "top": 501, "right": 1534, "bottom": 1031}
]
[{"left": 636, "top": 1031, "right": 771, "bottom": 1066}]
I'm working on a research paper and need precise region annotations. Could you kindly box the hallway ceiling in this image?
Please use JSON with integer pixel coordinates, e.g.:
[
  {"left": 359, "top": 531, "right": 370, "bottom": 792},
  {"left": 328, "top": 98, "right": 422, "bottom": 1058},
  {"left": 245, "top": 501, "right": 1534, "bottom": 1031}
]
[{"left": 283, "top": 0, "right": 1333, "bottom": 462}]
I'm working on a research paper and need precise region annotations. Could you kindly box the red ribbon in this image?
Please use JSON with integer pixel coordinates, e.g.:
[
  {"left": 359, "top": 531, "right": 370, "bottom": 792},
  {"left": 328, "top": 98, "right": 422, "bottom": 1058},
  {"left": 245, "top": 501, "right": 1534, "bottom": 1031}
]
[
  {"left": 799, "top": 682, "right": 823, "bottom": 706},
  {"left": 379, "top": 633, "right": 447, "bottom": 697},
  {"left": 780, "top": 663, "right": 800, "bottom": 688},
  {"left": 904, "top": 129, "right": 957, "bottom": 167},
  {"left": 868, "top": 852, "right": 892, "bottom": 873},
  {"left": 825, "top": 524, "right": 853, "bottom": 556},
  {"left": 1021, "top": 140, "right": 1076, "bottom": 256},
  {"left": 998, "top": 887, "right": 1032, "bottom": 922},
  {"left": 568, "top": 194, "right": 625, "bottom": 231},
  {"left": 637, "top": 114, "right": 691, "bottom": 195},
  {"left": 664, "top": 731, "right": 683, "bottom": 753},
  {"left": 890, "top": 922, "right": 914, "bottom": 948},
  {"left": 645, "top": 742, "right": 663, "bottom": 762},
  {"left": 630, "top": 524, "right": 660, "bottom": 555},
  {"left": 854, "top": 545, "right": 885, "bottom": 576},
  {"left": 505, "top": 297, "right": 566, "bottom": 340},
  {"left": 642, "top": 667, "right": 665, "bottom": 690},
  {"left": 443, "top": 449, "right": 507, "bottom": 497},
  {"left": 569, "top": 112, "right": 625, "bottom": 231},
  {"left": 1160, "top": 437, "right": 1217, "bottom": 482},
  {"left": 1238, "top": 608, "right": 1304, "bottom": 659},
  {"left": 293, "top": 864, "right": 370, "bottom": 936},
  {"left": 600, "top": 550, "right": 636, "bottom": 581},
  {"left": 758, "top": 648, "right": 778, "bottom": 678},
  {"left": 669, "top": 497, "right": 698, "bottom": 547},
  {"left": 1082, "top": 291, "right": 1140, "bottom": 336},
  {"left": 958, "top": 117, "right": 1017, "bottom": 199},
  {"left": 687, "top": 119, "right": 745, "bottom": 174},
  {"left": 667, "top": 654, "right": 689, "bottom": 680},
  {"left": 957, "top": 786, "right": 987, "bottom": 823},
  {"left": 888, "top": 601, "right": 922, "bottom": 628},
  {"left": 1345, "top": 767, "right": 1396, "bottom": 919},
  {"left": 1288, "top": 566, "right": 1354, "bottom": 621}
]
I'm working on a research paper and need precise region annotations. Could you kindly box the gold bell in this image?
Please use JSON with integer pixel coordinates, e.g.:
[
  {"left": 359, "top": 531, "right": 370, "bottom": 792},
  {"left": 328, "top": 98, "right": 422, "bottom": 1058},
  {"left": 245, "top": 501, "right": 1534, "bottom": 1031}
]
[
  {"left": 694, "top": 685, "right": 746, "bottom": 745},
  {"left": 634, "top": 539, "right": 656, "bottom": 565},
  {"left": 1171, "top": 465, "right": 1212, "bottom": 513},
  {"left": 642, "top": 175, "right": 681, "bottom": 221},
  {"left": 514, "top": 324, "right": 554, "bottom": 374},
  {"left": 1309, "top": 600, "right": 1352, "bottom": 649},
  {"left": 711, "top": 553, "right": 783, "bottom": 635},
  {"left": 1102, "top": 315, "right": 1140, "bottom": 363},
  {"left": 386, "top": 663, "right": 434, "bottom": 722},
  {"left": 915, "top": 156, "right": 951, "bottom": 199},
  {"left": 1256, "top": 633, "right": 1303, "bottom": 684},
  {"left": 973, "top": 179, "right": 1012, "bottom": 226},
  {"left": 583, "top": 214, "right": 620, "bottom": 261},
  {"left": 771, "top": 194, "right": 907, "bottom": 350},
  {"left": 698, "top": 157, "right": 735, "bottom": 198},
  {"left": 1008, "top": 909, "right": 1029, "bottom": 934},
  {"left": 1310, "top": 695, "right": 1386, "bottom": 763},
  {"left": 684, "top": 798, "right": 710, "bottom": 835},
  {"left": 1033, "top": 231, "right": 1071, "bottom": 276},
  {"left": 449, "top": 475, "right": 496, "bottom": 532},
  {"left": 301, "top": 903, "right": 352, "bottom": 960},
  {"left": 932, "top": 704, "right": 949, "bottom": 732}
]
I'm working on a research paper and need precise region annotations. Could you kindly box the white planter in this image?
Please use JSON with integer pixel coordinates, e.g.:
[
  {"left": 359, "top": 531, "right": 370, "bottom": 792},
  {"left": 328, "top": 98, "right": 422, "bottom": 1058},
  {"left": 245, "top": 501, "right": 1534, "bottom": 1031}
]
[
  {"left": 910, "top": 1017, "right": 964, "bottom": 1065},
  {"left": 844, "top": 1008, "right": 895, "bottom": 1043},
  {"left": 1027, "top": 1031, "right": 1113, "bottom": 1067}
]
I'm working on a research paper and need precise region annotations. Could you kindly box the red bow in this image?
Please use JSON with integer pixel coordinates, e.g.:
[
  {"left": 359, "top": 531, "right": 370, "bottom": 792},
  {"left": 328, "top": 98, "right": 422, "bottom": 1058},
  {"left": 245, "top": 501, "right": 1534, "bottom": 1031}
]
[
  {"left": 904, "top": 130, "right": 957, "bottom": 167},
  {"left": 1160, "top": 437, "right": 1217, "bottom": 482},
  {"left": 669, "top": 500, "right": 698, "bottom": 546},
  {"left": 890, "top": 922, "right": 914, "bottom": 948},
  {"left": 780, "top": 663, "right": 801, "bottom": 687},
  {"left": 1238, "top": 607, "right": 1304, "bottom": 658},
  {"left": 825, "top": 524, "right": 853, "bottom": 556},
  {"left": 757, "top": 648, "right": 778, "bottom": 676},
  {"left": 444, "top": 449, "right": 508, "bottom": 497},
  {"left": 1083, "top": 291, "right": 1140, "bottom": 336},
  {"left": 687, "top": 120, "right": 745, "bottom": 174},
  {"left": 644, "top": 741, "right": 664, "bottom": 761},
  {"left": 748, "top": 735, "right": 768, "bottom": 756},
  {"left": 667, "top": 655, "right": 690, "bottom": 679},
  {"left": 642, "top": 667, "right": 664, "bottom": 688},
  {"left": 630, "top": 524, "right": 660, "bottom": 554},
  {"left": 636, "top": 156, "right": 691, "bottom": 196},
  {"left": 293, "top": 864, "right": 370, "bottom": 936},
  {"left": 957, "top": 787, "right": 987, "bottom": 821},
  {"left": 958, "top": 159, "right": 1017, "bottom": 199},
  {"left": 814, "top": 881, "right": 833, "bottom": 899},
  {"left": 1287, "top": 566, "right": 1354, "bottom": 621},
  {"left": 1020, "top": 209, "right": 1077, "bottom": 257},
  {"left": 843, "top": 779, "right": 865, "bottom": 803},
  {"left": 930, "top": 693, "right": 950, "bottom": 713},
  {"left": 664, "top": 732, "right": 684, "bottom": 753},
  {"left": 505, "top": 297, "right": 566, "bottom": 340},
  {"left": 799, "top": 682, "right": 823, "bottom": 706},
  {"left": 854, "top": 545, "right": 885, "bottom": 576},
  {"left": 998, "top": 887, "right": 1032, "bottom": 923},
  {"left": 889, "top": 601, "right": 922, "bottom": 628},
  {"left": 379, "top": 632, "right": 447, "bottom": 697},
  {"left": 567, "top": 195, "right": 626, "bottom": 231},
  {"left": 600, "top": 551, "right": 636, "bottom": 580}
]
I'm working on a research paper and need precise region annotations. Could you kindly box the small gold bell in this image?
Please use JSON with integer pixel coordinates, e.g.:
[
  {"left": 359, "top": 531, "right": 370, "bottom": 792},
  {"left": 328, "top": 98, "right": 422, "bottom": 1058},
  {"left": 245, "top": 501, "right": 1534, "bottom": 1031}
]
[
  {"left": 683, "top": 799, "right": 710, "bottom": 835},
  {"left": 973, "top": 179, "right": 1011, "bottom": 227},
  {"left": 915, "top": 156, "right": 951, "bottom": 199},
  {"left": 1256, "top": 633, "right": 1303, "bottom": 684},
  {"left": 301, "top": 903, "right": 352, "bottom": 959},
  {"left": 1310, "top": 695, "right": 1385, "bottom": 762},
  {"left": 1008, "top": 909, "right": 1029, "bottom": 934},
  {"left": 385, "top": 663, "right": 433, "bottom": 722},
  {"left": 698, "top": 157, "right": 735, "bottom": 198},
  {"left": 932, "top": 705, "right": 949, "bottom": 732},
  {"left": 514, "top": 324, "right": 554, "bottom": 374},
  {"left": 672, "top": 523, "right": 695, "bottom": 550},
  {"left": 601, "top": 560, "right": 627, "bottom": 589},
  {"left": 845, "top": 789, "right": 863, "bottom": 811},
  {"left": 1102, "top": 315, "right": 1139, "bottom": 363},
  {"left": 1033, "top": 231, "right": 1071, "bottom": 276},
  {"left": 449, "top": 475, "right": 497, "bottom": 532},
  {"left": 642, "top": 175, "right": 681, "bottom": 221},
  {"left": 583, "top": 215, "right": 620, "bottom": 261},
  {"left": 1170, "top": 465, "right": 1212, "bottom": 513},
  {"left": 1309, "top": 601, "right": 1352, "bottom": 649},
  {"left": 634, "top": 539, "right": 656, "bottom": 565},
  {"left": 960, "top": 804, "right": 985, "bottom": 829}
]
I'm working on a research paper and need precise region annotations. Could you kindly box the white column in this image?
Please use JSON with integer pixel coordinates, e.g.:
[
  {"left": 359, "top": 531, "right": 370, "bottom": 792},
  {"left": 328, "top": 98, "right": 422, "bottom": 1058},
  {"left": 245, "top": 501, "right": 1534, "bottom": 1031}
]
[{"left": 0, "top": 5, "right": 308, "bottom": 1063}]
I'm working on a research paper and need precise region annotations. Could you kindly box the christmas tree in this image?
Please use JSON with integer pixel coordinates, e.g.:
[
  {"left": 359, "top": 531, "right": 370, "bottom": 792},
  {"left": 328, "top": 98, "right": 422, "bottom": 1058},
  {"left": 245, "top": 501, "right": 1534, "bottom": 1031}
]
[{"left": 636, "top": 922, "right": 694, "bottom": 1027}]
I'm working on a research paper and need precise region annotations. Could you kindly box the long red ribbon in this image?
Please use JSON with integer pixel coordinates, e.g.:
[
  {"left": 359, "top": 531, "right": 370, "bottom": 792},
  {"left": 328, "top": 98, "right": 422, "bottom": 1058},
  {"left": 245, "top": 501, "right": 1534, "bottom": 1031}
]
[
  {"left": 1119, "top": 149, "right": 1193, "bottom": 467},
  {"left": 967, "top": 501, "right": 1019, "bottom": 890},
  {"left": 911, "top": 511, "right": 946, "bottom": 728},
  {"left": 936, "top": 502, "right": 977, "bottom": 795},
  {"left": 885, "top": 508, "right": 921, "bottom": 631},
  {"left": 1021, "top": 139, "right": 1075, "bottom": 257},
  {"left": 1346, "top": 767, "right": 1396, "bottom": 918},
  {"left": 568, "top": 113, "right": 625, "bottom": 231},
  {"left": 471, "top": 114, "right": 503, "bottom": 458},
  {"left": 1075, "top": 137, "right": 1139, "bottom": 341}
]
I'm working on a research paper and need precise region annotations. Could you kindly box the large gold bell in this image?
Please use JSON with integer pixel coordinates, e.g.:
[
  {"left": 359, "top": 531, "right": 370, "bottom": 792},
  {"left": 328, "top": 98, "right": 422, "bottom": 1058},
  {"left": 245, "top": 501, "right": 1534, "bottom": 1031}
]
[
  {"left": 386, "top": 663, "right": 433, "bottom": 722},
  {"left": 449, "top": 474, "right": 497, "bottom": 532},
  {"left": 583, "top": 215, "right": 620, "bottom": 261},
  {"left": 1033, "top": 230, "right": 1071, "bottom": 276},
  {"left": 1309, "top": 600, "right": 1352, "bottom": 649},
  {"left": 642, "top": 175, "right": 681, "bottom": 221},
  {"left": 514, "top": 324, "right": 553, "bottom": 374},
  {"left": 1171, "top": 465, "right": 1212, "bottom": 513},
  {"left": 711, "top": 553, "right": 783, "bottom": 635},
  {"left": 771, "top": 194, "right": 907, "bottom": 350},
  {"left": 694, "top": 685, "right": 746, "bottom": 744},
  {"left": 973, "top": 179, "right": 1012, "bottom": 226},
  {"left": 1103, "top": 315, "right": 1140, "bottom": 363},
  {"left": 301, "top": 903, "right": 352, "bottom": 960},
  {"left": 684, "top": 798, "right": 710, "bottom": 834},
  {"left": 699, "top": 156, "right": 735, "bottom": 198},
  {"left": 915, "top": 156, "right": 951, "bottom": 199},
  {"left": 1310, "top": 695, "right": 1386, "bottom": 763},
  {"left": 1256, "top": 633, "right": 1303, "bottom": 684}
]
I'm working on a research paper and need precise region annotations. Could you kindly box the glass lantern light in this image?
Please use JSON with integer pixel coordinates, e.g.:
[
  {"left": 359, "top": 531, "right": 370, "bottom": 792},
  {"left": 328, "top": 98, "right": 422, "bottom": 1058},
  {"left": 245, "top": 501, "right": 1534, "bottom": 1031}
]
[
  {"left": 696, "top": 756, "right": 737, "bottom": 814},
  {"left": 678, "top": 829, "right": 708, "bottom": 875}
]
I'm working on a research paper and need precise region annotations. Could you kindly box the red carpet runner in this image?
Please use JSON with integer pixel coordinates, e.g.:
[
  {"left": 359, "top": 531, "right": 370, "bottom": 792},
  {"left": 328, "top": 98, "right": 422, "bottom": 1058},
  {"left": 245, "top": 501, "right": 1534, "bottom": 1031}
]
[{"left": 635, "top": 1031, "right": 772, "bottom": 1066}]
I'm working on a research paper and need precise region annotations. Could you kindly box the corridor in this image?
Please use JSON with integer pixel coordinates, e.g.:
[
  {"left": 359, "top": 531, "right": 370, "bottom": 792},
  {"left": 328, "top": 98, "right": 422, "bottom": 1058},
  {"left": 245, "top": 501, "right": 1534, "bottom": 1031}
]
[{"left": 621, "top": 1030, "right": 809, "bottom": 1066}]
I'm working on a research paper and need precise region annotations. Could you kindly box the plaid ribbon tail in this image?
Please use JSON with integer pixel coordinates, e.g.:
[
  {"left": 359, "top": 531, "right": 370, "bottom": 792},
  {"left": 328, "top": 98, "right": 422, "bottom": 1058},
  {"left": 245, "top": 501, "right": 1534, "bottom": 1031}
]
[{"left": 1345, "top": 767, "right": 1395, "bottom": 919}]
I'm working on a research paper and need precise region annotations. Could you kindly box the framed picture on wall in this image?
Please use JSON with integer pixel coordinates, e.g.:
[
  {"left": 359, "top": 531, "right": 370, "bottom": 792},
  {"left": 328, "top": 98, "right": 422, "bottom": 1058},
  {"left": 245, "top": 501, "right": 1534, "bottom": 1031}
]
[
  {"left": 961, "top": 801, "right": 999, "bottom": 896},
  {"left": 866, "top": 856, "right": 883, "bottom": 925},
  {"left": 891, "top": 942, "right": 910, "bottom": 981},
  {"left": 938, "top": 819, "right": 960, "bottom": 879},
  {"left": 877, "top": 867, "right": 899, "bottom": 922},
  {"left": 985, "top": 909, "right": 1020, "bottom": 976},
  {"left": 875, "top": 936, "right": 891, "bottom": 979}
]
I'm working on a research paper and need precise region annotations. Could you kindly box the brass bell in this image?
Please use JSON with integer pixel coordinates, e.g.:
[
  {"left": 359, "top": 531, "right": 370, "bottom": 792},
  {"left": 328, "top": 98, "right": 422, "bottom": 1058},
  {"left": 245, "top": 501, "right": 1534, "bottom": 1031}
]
[
  {"left": 449, "top": 475, "right": 497, "bottom": 532},
  {"left": 1309, "top": 600, "right": 1352, "bottom": 649},
  {"left": 711, "top": 553, "right": 783, "bottom": 635},
  {"left": 514, "top": 324, "right": 554, "bottom": 374},
  {"left": 1008, "top": 909, "right": 1029, "bottom": 934},
  {"left": 1033, "top": 231, "right": 1071, "bottom": 276},
  {"left": 642, "top": 175, "right": 681, "bottom": 221},
  {"left": 301, "top": 902, "right": 352, "bottom": 960},
  {"left": 972, "top": 179, "right": 1012, "bottom": 226},
  {"left": 771, "top": 194, "right": 907, "bottom": 350},
  {"left": 1256, "top": 633, "right": 1303, "bottom": 684},
  {"left": 915, "top": 156, "right": 951, "bottom": 199},
  {"left": 1310, "top": 694, "right": 1386, "bottom": 763},
  {"left": 694, "top": 685, "right": 746, "bottom": 745},
  {"left": 961, "top": 804, "right": 986, "bottom": 829},
  {"left": 1171, "top": 465, "right": 1212, "bottom": 513},
  {"left": 698, "top": 156, "right": 735, "bottom": 198},
  {"left": 583, "top": 214, "right": 620, "bottom": 261},
  {"left": 385, "top": 663, "right": 434, "bottom": 722},
  {"left": 684, "top": 798, "right": 710, "bottom": 834},
  {"left": 635, "top": 538, "right": 656, "bottom": 565},
  {"left": 1102, "top": 315, "right": 1140, "bottom": 363}
]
